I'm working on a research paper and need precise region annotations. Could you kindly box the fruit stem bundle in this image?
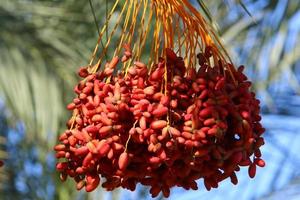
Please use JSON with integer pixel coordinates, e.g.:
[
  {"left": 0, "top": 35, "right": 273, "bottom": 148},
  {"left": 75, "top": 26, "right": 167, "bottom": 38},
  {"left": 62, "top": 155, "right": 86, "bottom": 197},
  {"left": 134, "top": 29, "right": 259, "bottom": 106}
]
[{"left": 88, "top": 0, "right": 236, "bottom": 76}]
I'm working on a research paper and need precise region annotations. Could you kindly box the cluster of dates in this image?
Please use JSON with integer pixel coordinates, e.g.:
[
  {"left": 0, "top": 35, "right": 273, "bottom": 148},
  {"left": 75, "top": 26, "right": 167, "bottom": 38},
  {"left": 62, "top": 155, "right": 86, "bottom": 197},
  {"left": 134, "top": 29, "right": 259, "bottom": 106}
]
[{"left": 54, "top": 46, "right": 265, "bottom": 197}]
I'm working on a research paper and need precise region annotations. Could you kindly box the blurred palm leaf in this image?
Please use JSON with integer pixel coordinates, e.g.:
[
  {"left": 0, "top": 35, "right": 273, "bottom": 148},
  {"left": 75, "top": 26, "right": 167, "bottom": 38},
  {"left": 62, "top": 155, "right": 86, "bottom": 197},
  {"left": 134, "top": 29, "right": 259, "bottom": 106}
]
[{"left": 0, "top": 0, "right": 92, "bottom": 146}]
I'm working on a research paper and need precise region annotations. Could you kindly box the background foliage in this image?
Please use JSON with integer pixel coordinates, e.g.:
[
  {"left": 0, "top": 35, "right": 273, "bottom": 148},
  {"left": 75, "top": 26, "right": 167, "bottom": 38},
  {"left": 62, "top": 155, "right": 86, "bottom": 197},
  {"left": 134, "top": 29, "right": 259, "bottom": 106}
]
[{"left": 0, "top": 0, "right": 299, "bottom": 199}]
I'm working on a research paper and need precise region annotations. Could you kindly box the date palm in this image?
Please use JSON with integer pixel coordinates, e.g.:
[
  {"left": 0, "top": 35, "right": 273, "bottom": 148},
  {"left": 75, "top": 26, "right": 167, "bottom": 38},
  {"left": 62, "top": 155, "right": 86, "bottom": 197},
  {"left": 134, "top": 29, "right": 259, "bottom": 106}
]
[{"left": 0, "top": 0, "right": 299, "bottom": 199}]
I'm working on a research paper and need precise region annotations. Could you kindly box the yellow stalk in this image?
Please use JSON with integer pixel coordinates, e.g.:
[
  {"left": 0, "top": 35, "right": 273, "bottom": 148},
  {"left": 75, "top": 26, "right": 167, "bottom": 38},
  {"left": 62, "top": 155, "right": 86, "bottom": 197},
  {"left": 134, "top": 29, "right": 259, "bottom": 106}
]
[
  {"left": 89, "top": 0, "right": 120, "bottom": 67},
  {"left": 87, "top": 0, "right": 237, "bottom": 82}
]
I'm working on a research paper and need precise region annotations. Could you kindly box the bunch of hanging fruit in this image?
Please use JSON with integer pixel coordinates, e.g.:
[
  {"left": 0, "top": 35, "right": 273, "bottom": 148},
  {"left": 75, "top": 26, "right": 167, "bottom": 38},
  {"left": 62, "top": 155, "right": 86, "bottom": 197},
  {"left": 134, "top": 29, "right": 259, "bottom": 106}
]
[{"left": 54, "top": 0, "right": 265, "bottom": 198}]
